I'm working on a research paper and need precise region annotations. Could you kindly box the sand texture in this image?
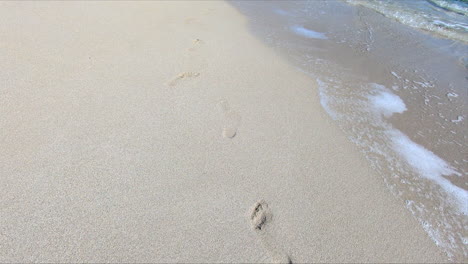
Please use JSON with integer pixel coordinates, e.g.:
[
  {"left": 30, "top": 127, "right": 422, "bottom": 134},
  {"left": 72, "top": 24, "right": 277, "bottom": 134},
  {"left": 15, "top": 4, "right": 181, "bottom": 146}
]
[{"left": 0, "top": 1, "right": 448, "bottom": 263}]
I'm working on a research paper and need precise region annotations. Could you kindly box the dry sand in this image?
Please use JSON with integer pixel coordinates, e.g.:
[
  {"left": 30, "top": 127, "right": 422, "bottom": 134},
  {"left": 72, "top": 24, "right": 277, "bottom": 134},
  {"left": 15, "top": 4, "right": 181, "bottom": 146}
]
[{"left": 0, "top": 1, "right": 448, "bottom": 263}]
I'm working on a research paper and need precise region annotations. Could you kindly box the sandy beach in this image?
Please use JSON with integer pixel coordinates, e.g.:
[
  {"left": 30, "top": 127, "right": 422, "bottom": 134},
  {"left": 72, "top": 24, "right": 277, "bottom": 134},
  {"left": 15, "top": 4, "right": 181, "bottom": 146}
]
[{"left": 0, "top": 1, "right": 450, "bottom": 262}]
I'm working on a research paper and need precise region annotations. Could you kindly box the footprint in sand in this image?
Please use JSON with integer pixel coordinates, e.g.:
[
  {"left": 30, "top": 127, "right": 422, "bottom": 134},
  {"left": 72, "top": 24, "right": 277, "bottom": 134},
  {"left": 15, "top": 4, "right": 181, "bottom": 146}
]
[
  {"left": 249, "top": 200, "right": 292, "bottom": 264},
  {"left": 166, "top": 72, "right": 200, "bottom": 87},
  {"left": 218, "top": 100, "right": 241, "bottom": 139},
  {"left": 250, "top": 200, "right": 271, "bottom": 230},
  {"left": 188, "top": 38, "right": 204, "bottom": 52}
]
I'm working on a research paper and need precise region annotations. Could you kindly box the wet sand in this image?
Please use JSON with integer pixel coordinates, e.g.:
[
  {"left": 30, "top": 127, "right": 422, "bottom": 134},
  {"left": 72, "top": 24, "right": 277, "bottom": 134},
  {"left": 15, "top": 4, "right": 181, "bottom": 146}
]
[
  {"left": 232, "top": 0, "right": 467, "bottom": 261},
  {"left": 0, "top": 1, "right": 449, "bottom": 262}
]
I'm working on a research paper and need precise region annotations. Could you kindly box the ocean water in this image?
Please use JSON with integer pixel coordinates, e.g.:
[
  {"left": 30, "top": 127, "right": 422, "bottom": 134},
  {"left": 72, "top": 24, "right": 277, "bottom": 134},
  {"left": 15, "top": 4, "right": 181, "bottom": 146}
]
[
  {"left": 231, "top": 0, "right": 467, "bottom": 261},
  {"left": 346, "top": 0, "right": 468, "bottom": 43}
]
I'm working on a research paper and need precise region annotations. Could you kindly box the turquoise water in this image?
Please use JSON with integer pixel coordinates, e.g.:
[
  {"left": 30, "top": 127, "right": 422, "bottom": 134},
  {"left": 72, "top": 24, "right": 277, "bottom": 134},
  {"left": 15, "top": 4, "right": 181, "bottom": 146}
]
[{"left": 346, "top": 0, "right": 468, "bottom": 43}]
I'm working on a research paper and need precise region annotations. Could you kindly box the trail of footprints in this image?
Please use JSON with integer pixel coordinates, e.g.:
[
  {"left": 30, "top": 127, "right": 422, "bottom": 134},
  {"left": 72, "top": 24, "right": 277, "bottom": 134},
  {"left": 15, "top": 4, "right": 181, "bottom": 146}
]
[
  {"left": 168, "top": 24, "right": 241, "bottom": 139},
  {"left": 250, "top": 200, "right": 292, "bottom": 264},
  {"left": 170, "top": 14, "right": 290, "bottom": 264},
  {"left": 166, "top": 37, "right": 203, "bottom": 86}
]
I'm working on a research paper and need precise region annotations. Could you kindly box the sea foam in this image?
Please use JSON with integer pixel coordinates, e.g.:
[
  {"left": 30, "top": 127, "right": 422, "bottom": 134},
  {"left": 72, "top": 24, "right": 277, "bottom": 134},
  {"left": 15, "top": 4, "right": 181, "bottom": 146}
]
[
  {"left": 365, "top": 85, "right": 467, "bottom": 215},
  {"left": 317, "top": 78, "right": 338, "bottom": 120},
  {"left": 368, "top": 84, "right": 407, "bottom": 117},
  {"left": 316, "top": 76, "right": 467, "bottom": 257},
  {"left": 291, "top": 26, "right": 328, "bottom": 39},
  {"left": 273, "top": 8, "right": 289, "bottom": 16},
  {"left": 388, "top": 129, "right": 467, "bottom": 215}
]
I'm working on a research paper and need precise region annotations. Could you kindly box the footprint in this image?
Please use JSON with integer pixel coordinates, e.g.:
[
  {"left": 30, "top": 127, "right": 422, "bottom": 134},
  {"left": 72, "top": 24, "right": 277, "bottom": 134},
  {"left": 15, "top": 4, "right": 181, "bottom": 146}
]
[
  {"left": 222, "top": 127, "right": 237, "bottom": 139},
  {"left": 249, "top": 200, "right": 292, "bottom": 264},
  {"left": 188, "top": 38, "right": 203, "bottom": 52},
  {"left": 166, "top": 72, "right": 200, "bottom": 87},
  {"left": 250, "top": 200, "right": 271, "bottom": 230},
  {"left": 218, "top": 100, "right": 241, "bottom": 139}
]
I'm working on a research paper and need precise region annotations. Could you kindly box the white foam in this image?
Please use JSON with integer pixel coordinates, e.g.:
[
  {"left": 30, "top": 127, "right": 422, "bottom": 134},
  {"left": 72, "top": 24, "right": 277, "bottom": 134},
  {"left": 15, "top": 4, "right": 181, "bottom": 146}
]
[
  {"left": 317, "top": 79, "right": 338, "bottom": 120},
  {"left": 388, "top": 129, "right": 467, "bottom": 214},
  {"left": 429, "top": 0, "right": 468, "bottom": 16},
  {"left": 316, "top": 76, "right": 466, "bottom": 257},
  {"left": 413, "top": 81, "right": 430, "bottom": 88},
  {"left": 273, "top": 8, "right": 289, "bottom": 16},
  {"left": 451, "top": 116, "right": 464, "bottom": 123},
  {"left": 391, "top": 71, "right": 401, "bottom": 79},
  {"left": 368, "top": 84, "right": 407, "bottom": 117},
  {"left": 291, "top": 26, "right": 328, "bottom": 39}
]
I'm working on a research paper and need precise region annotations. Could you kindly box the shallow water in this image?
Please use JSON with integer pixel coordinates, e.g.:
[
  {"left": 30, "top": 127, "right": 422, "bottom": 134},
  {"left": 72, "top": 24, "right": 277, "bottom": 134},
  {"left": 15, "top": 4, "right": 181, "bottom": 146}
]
[
  {"left": 346, "top": 0, "right": 468, "bottom": 43},
  {"left": 231, "top": 0, "right": 467, "bottom": 260}
]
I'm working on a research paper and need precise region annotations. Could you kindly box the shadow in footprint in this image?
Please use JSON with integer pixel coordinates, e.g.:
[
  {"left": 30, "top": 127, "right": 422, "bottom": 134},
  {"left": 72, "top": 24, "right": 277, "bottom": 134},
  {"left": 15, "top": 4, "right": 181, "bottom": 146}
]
[{"left": 250, "top": 200, "right": 271, "bottom": 231}]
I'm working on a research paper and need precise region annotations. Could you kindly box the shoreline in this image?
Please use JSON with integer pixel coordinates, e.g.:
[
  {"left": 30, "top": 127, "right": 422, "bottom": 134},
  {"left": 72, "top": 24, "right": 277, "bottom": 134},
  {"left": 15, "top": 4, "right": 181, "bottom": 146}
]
[
  {"left": 0, "top": 1, "right": 449, "bottom": 262},
  {"left": 232, "top": 1, "right": 467, "bottom": 261}
]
